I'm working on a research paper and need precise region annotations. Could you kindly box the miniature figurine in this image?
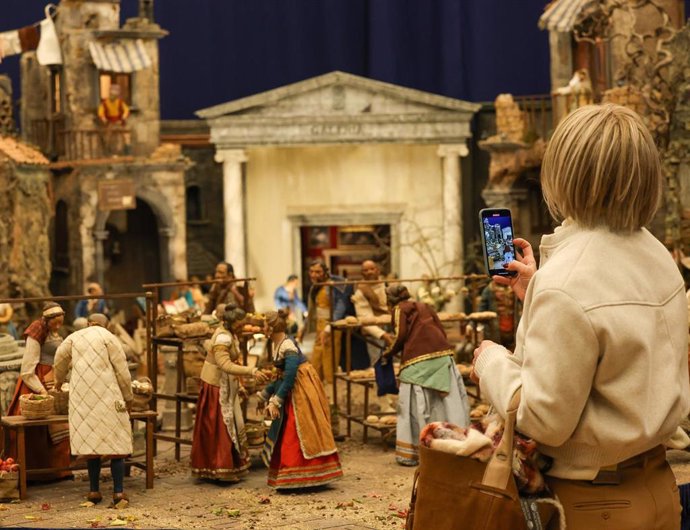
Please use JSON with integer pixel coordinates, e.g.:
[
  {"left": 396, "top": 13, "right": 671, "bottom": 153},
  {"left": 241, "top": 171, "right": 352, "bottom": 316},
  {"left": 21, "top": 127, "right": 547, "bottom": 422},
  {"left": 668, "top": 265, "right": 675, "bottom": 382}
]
[
  {"left": 74, "top": 282, "right": 109, "bottom": 319},
  {"left": 190, "top": 304, "right": 268, "bottom": 482},
  {"left": 260, "top": 309, "right": 343, "bottom": 488},
  {"left": 97, "top": 84, "right": 129, "bottom": 126},
  {"left": 383, "top": 284, "right": 470, "bottom": 466},
  {"left": 299, "top": 260, "right": 367, "bottom": 395},
  {"left": 554, "top": 68, "right": 593, "bottom": 109},
  {"left": 478, "top": 282, "right": 516, "bottom": 349},
  {"left": 203, "top": 262, "right": 254, "bottom": 315},
  {"left": 416, "top": 274, "right": 455, "bottom": 312},
  {"left": 351, "top": 260, "right": 396, "bottom": 411},
  {"left": 6, "top": 302, "right": 71, "bottom": 479},
  {"left": 53, "top": 313, "right": 133, "bottom": 507},
  {"left": 273, "top": 274, "right": 307, "bottom": 335}
]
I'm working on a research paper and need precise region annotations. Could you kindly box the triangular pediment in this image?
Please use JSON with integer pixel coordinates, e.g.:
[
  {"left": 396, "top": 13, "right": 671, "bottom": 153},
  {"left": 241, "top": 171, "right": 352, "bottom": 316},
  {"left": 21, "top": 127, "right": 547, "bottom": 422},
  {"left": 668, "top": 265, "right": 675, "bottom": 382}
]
[{"left": 196, "top": 71, "right": 479, "bottom": 119}]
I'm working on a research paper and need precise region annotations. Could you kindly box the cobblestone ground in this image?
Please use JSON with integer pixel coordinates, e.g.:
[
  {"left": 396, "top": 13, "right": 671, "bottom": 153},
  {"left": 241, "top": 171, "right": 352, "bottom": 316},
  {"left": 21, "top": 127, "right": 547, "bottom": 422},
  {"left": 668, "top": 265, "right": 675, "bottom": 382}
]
[{"left": 0, "top": 425, "right": 415, "bottom": 530}]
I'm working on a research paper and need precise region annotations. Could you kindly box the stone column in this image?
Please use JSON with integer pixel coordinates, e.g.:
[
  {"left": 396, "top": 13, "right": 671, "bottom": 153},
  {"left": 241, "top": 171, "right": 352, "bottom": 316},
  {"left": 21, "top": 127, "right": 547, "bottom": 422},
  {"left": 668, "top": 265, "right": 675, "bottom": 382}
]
[
  {"left": 438, "top": 144, "right": 469, "bottom": 277},
  {"left": 93, "top": 229, "right": 109, "bottom": 287},
  {"left": 215, "top": 149, "right": 248, "bottom": 277}
]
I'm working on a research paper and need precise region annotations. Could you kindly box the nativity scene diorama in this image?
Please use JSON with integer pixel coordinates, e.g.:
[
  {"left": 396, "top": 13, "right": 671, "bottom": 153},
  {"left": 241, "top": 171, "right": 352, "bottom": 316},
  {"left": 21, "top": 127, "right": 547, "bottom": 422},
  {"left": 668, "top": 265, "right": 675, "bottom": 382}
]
[{"left": 0, "top": 1, "right": 688, "bottom": 529}]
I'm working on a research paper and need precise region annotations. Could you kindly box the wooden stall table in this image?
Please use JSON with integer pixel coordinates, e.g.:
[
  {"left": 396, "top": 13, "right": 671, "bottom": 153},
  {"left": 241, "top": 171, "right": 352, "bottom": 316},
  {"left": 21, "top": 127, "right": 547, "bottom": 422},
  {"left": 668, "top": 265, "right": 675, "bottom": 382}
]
[
  {"left": 332, "top": 311, "right": 469, "bottom": 443},
  {"left": 1, "top": 410, "right": 156, "bottom": 500},
  {"left": 152, "top": 331, "right": 258, "bottom": 461},
  {"left": 144, "top": 278, "right": 257, "bottom": 460}
]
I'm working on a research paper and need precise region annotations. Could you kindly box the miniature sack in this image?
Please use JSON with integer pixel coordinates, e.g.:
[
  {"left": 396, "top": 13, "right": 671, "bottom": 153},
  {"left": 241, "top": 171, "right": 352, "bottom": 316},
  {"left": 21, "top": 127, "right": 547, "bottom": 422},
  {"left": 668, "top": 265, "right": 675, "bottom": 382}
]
[
  {"left": 173, "top": 321, "right": 210, "bottom": 338},
  {"left": 0, "top": 471, "right": 19, "bottom": 502},
  {"left": 156, "top": 314, "right": 185, "bottom": 338},
  {"left": 374, "top": 358, "right": 398, "bottom": 396}
]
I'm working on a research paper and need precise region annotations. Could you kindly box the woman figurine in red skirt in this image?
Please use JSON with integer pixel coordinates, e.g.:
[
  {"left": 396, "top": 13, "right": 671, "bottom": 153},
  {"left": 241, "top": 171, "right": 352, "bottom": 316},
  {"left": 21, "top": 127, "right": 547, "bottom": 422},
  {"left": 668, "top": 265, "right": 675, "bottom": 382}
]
[
  {"left": 7, "top": 302, "right": 72, "bottom": 480},
  {"left": 260, "top": 310, "right": 343, "bottom": 489},
  {"left": 191, "top": 304, "right": 268, "bottom": 481}
]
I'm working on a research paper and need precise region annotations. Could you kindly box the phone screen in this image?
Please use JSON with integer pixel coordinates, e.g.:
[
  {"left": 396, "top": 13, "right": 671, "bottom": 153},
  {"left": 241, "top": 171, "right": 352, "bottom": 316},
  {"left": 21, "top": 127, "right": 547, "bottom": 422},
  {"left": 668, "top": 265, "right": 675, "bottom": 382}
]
[{"left": 480, "top": 208, "right": 516, "bottom": 277}]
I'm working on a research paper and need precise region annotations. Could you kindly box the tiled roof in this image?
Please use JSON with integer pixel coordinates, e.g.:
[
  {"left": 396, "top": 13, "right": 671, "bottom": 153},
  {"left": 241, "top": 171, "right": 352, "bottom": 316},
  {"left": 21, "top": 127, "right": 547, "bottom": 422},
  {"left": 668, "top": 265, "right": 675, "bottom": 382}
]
[{"left": 0, "top": 136, "right": 49, "bottom": 166}]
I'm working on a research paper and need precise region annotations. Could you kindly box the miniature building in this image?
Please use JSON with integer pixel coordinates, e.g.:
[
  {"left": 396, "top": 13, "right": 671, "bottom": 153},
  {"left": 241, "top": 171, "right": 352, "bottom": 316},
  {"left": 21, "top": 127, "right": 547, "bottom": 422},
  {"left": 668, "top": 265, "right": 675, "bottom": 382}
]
[
  {"left": 0, "top": 136, "right": 52, "bottom": 299},
  {"left": 198, "top": 71, "right": 479, "bottom": 309},
  {"left": 20, "top": 0, "right": 189, "bottom": 298}
]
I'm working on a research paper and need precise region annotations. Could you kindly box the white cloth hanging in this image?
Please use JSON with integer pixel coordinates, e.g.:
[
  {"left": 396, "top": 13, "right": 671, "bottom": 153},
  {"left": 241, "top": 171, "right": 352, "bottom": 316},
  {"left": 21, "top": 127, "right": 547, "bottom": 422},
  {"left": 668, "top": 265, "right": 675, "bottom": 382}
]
[{"left": 36, "top": 4, "right": 62, "bottom": 66}]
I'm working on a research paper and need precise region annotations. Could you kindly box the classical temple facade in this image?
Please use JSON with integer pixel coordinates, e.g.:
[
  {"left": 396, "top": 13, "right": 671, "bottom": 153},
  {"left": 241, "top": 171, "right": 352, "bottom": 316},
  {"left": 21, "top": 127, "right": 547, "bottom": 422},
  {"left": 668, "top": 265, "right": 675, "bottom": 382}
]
[{"left": 197, "top": 71, "right": 480, "bottom": 309}]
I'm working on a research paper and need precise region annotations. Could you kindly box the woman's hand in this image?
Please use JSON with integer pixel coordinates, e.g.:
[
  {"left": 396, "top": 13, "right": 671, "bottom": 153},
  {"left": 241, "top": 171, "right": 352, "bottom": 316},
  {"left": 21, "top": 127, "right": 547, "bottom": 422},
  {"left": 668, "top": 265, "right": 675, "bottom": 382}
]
[
  {"left": 493, "top": 237, "right": 537, "bottom": 301},
  {"left": 253, "top": 369, "right": 269, "bottom": 384},
  {"left": 266, "top": 402, "right": 280, "bottom": 420},
  {"left": 470, "top": 340, "right": 498, "bottom": 384}
]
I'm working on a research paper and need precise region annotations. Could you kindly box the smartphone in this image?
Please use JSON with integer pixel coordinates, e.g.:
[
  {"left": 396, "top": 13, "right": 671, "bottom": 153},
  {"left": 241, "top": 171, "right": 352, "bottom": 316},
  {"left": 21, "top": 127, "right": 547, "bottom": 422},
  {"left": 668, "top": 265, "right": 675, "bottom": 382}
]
[{"left": 479, "top": 208, "right": 517, "bottom": 277}]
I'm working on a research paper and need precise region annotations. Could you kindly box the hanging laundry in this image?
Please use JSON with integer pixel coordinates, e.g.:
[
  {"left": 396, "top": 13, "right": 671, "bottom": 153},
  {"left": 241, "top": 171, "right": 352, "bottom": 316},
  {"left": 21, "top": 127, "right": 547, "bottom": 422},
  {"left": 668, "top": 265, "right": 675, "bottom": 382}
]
[
  {"left": 36, "top": 4, "right": 62, "bottom": 65},
  {"left": 18, "top": 25, "right": 39, "bottom": 52},
  {"left": 0, "top": 31, "right": 22, "bottom": 58}
]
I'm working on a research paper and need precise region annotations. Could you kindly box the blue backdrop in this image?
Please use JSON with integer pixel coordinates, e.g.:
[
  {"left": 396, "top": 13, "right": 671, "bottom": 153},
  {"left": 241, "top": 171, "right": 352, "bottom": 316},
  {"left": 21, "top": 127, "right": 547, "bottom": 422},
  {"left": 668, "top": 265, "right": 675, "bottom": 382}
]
[{"left": 0, "top": 1, "right": 686, "bottom": 119}]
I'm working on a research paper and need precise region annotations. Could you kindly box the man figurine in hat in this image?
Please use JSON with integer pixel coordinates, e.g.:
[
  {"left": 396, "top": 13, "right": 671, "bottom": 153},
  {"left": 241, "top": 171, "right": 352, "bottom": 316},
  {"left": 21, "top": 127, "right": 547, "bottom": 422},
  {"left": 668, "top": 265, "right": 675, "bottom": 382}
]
[{"left": 54, "top": 313, "right": 133, "bottom": 507}]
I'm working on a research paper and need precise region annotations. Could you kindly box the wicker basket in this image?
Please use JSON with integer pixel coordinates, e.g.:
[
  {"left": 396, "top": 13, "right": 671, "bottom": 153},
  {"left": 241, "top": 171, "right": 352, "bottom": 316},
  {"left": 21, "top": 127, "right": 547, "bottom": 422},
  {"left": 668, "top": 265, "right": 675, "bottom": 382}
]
[
  {"left": 246, "top": 422, "right": 267, "bottom": 446},
  {"left": 19, "top": 393, "right": 54, "bottom": 419},
  {"left": 48, "top": 389, "right": 69, "bottom": 415},
  {"left": 131, "top": 377, "right": 153, "bottom": 412},
  {"left": 185, "top": 376, "right": 201, "bottom": 395}
]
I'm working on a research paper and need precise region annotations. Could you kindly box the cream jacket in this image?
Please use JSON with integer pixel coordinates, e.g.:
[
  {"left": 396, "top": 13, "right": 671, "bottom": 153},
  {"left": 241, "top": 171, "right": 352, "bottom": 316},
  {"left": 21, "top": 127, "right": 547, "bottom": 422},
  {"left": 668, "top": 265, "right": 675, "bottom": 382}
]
[
  {"left": 474, "top": 221, "right": 690, "bottom": 479},
  {"left": 54, "top": 326, "right": 133, "bottom": 456}
]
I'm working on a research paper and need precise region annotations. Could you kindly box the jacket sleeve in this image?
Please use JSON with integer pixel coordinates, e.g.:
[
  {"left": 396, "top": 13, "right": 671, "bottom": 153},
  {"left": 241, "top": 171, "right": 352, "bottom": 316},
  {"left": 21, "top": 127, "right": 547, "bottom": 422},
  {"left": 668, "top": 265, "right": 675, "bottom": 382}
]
[
  {"left": 332, "top": 285, "right": 351, "bottom": 322},
  {"left": 106, "top": 334, "right": 134, "bottom": 402},
  {"left": 473, "top": 289, "right": 598, "bottom": 447},
  {"left": 384, "top": 305, "right": 408, "bottom": 358},
  {"left": 352, "top": 290, "right": 386, "bottom": 339},
  {"left": 53, "top": 339, "right": 72, "bottom": 389},
  {"left": 273, "top": 355, "right": 300, "bottom": 405},
  {"left": 213, "top": 335, "right": 254, "bottom": 376},
  {"left": 20, "top": 337, "right": 46, "bottom": 394},
  {"left": 260, "top": 380, "right": 278, "bottom": 402}
]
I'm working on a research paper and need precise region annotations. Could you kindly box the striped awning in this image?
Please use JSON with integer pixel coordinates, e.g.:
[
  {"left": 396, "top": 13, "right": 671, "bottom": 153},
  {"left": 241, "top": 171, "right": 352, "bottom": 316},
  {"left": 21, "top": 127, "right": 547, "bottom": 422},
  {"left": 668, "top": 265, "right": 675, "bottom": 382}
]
[
  {"left": 88, "top": 39, "right": 151, "bottom": 73},
  {"left": 538, "top": 0, "right": 598, "bottom": 32}
]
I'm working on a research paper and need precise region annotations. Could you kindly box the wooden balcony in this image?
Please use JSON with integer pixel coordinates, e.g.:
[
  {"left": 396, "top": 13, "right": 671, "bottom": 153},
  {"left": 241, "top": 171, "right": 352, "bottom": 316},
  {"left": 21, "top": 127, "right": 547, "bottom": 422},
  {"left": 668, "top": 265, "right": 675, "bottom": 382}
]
[
  {"left": 25, "top": 117, "right": 130, "bottom": 161},
  {"left": 57, "top": 127, "right": 130, "bottom": 160},
  {"left": 512, "top": 94, "right": 553, "bottom": 141},
  {"left": 24, "top": 115, "right": 65, "bottom": 157}
]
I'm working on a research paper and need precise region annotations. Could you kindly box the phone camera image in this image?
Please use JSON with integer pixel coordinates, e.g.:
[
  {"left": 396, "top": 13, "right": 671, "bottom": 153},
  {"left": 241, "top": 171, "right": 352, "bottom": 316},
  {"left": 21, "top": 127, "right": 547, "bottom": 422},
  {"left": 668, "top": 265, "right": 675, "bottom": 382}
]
[{"left": 482, "top": 214, "right": 515, "bottom": 274}]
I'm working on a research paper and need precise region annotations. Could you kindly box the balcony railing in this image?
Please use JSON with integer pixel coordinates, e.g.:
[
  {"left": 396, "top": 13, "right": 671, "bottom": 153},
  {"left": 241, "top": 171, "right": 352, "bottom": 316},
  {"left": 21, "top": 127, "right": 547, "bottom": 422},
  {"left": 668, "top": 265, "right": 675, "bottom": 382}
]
[
  {"left": 24, "top": 115, "right": 65, "bottom": 157},
  {"left": 57, "top": 127, "right": 130, "bottom": 160},
  {"left": 25, "top": 117, "right": 130, "bottom": 161},
  {"left": 512, "top": 94, "right": 553, "bottom": 142}
]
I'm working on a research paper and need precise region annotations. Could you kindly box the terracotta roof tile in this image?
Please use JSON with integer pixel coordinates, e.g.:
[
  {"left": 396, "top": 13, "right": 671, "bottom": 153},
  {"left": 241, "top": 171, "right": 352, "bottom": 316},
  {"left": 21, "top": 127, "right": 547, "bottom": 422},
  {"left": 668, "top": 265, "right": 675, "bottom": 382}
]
[{"left": 0, "top": 136, "right": 49, "bottom": 165}]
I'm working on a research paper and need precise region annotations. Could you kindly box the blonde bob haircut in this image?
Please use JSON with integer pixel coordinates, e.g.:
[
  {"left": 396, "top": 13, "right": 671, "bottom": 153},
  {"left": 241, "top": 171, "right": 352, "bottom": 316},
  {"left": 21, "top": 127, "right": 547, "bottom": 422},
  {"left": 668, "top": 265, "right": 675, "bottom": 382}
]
[{"left": 541, "top": 103, "right": 662, "bottom": 232}]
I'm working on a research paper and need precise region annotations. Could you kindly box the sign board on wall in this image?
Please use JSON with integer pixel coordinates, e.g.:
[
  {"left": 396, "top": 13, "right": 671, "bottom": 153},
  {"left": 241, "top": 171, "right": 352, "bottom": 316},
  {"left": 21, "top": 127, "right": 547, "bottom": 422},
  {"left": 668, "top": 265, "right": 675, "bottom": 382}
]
[{"left": 98, "top": 179, "right": 136, "bottom": 211}]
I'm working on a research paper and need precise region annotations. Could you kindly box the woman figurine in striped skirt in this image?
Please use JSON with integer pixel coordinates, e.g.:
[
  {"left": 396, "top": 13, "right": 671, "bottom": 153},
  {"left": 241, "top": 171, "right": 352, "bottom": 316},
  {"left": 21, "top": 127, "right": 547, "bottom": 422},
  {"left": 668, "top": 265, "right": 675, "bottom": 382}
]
[{"left": 260, "top": 309, "right": 343, "bottom": 489}]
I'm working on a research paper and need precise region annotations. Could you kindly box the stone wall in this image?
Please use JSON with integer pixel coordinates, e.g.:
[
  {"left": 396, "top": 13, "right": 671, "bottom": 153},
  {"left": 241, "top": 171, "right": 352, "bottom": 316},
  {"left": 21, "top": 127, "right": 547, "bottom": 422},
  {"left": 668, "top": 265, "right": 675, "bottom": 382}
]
[
  {"left": 0, "top": 161, "right": 51, "bottom": 300},
  {"left": 52, "top": 157, "right": 188, "bottom": 295},
  {"left": 182, "top": 145, "right": 224, "bottom": 277}
]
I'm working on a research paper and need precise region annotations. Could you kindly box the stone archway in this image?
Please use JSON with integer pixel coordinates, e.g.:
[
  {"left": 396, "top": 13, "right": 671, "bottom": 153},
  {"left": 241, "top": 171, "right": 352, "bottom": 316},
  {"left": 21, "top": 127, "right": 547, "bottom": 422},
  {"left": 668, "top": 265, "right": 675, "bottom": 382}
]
[{"left": 93, "top": 188, "right": 176, "bottom": 290}]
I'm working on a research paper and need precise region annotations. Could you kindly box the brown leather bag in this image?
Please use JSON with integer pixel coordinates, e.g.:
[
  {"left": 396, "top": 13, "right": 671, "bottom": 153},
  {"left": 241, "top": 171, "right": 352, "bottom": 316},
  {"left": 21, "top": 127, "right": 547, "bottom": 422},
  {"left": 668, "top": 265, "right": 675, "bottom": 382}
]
[{"left": 406, "top": 392, "right": 554, "bottom": 530}]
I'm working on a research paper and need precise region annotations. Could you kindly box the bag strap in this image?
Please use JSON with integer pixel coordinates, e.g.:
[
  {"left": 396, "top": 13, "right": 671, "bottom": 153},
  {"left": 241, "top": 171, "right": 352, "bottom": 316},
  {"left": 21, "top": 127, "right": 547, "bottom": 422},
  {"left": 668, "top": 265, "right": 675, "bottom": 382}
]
[
  {"left": 482, "top": 389, "right": 521, "bottom": 490},
  {"left": 405, "top": 468, "right": 420, "bottom": 530}
]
